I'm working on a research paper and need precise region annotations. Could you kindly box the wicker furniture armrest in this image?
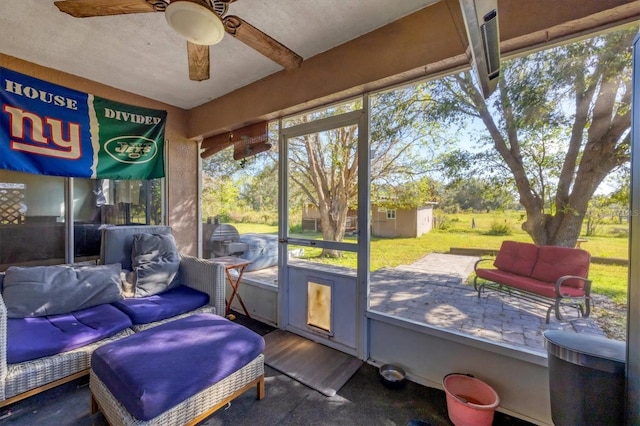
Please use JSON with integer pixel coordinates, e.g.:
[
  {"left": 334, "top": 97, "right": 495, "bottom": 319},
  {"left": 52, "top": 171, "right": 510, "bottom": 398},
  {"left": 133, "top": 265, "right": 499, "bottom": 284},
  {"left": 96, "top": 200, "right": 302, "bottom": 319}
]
[
  {"left": 0, "top": 290, "right": 7, "bottom": 400},
  {"left": 179, "top": 255, "right": 226, "bottom": 316}
]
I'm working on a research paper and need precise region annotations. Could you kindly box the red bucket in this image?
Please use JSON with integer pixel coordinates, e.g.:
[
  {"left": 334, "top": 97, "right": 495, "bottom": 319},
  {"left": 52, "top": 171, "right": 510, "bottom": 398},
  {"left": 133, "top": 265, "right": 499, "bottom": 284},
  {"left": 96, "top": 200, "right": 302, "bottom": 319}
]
[{"left": 442, "top": 374, "right": 500, "bottom": 426}]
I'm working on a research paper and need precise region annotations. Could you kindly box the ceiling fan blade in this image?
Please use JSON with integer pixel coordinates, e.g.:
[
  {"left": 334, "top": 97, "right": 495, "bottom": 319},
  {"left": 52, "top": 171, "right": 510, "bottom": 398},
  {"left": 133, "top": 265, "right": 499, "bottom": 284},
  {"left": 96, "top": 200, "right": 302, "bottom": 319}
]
[
  {"left": 187, "top": 42, "right": 210, "bottom": 81},
  {"left": 223, "top": 16, "right": 302, "bottom": 71},
  {"left": 54, "top": 0, "right": 161, "bottom": 18}
]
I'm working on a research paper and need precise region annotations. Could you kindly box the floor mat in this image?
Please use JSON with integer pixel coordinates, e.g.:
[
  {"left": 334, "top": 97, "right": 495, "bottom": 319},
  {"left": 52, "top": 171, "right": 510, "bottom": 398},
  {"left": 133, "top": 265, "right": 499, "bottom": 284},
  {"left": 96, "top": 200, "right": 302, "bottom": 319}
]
[{"left": 263, "top": 329, "right": 363, "bottom": 397}]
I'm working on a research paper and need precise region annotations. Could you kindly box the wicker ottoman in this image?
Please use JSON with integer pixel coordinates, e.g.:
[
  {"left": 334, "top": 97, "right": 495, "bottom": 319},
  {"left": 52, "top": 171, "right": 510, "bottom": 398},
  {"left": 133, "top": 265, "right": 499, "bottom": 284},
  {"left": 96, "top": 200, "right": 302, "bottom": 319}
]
[{"left": 89, "top": 313, "right": 265, "bottom": 425}]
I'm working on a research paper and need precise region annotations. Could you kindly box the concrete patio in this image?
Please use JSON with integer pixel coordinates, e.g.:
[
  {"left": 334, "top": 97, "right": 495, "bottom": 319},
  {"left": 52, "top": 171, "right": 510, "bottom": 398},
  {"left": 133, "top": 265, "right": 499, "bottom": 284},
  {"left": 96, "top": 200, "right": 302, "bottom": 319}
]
[
  {"left": 368, "top": 253, "right": 604, "bottom": 353},
  {"left": 244, "top": 253, "right": 606, "bottom": 354}
]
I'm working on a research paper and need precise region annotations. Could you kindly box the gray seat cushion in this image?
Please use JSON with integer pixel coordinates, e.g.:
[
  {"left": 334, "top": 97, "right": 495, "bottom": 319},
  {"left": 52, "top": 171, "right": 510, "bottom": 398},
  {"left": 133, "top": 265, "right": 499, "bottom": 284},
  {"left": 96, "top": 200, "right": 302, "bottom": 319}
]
[
  {"left": 100, "top": 225, "right": 172, "bottom": 270},
  {"left": 131, "top": 233, "right": 181, "bottom": 297},
  {"left": 3, "top": 263, "right": 123, "bottom": 318}
]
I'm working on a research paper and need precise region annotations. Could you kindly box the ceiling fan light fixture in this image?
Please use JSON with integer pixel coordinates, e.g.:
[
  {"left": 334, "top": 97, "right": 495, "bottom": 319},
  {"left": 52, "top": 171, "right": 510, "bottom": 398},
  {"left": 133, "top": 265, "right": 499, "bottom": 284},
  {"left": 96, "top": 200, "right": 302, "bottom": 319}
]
[{"left": 165, "top": 0, "right": 225, "bottom": 46}]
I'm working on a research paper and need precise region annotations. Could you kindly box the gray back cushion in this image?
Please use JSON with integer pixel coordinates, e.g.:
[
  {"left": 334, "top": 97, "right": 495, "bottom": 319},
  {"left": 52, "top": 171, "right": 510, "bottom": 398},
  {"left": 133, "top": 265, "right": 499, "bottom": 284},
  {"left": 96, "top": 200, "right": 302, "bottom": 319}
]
[
  {"left": 131, "top": 233, "right": 181, "bottom": 297},
  {"left": 100, "top": 225, "right": 172, "bottom": 270},
  {"left": 3, "top": 263, "right": 123, "bottom": 318}
]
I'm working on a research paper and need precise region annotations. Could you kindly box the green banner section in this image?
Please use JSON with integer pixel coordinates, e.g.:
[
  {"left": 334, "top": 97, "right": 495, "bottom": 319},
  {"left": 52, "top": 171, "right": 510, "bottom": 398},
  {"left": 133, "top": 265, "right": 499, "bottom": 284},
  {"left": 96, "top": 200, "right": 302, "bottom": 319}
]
[{"left": 92, "top": 96, "right": 166, "bottom": 180}]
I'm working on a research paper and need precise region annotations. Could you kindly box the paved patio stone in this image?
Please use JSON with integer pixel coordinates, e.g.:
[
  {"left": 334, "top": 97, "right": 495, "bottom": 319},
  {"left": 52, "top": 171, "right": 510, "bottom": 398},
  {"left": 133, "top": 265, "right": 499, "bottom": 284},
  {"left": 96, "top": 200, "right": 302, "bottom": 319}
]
[
  {"left": 244, "top": 252, "right": 606, "bottom": 354},
  {"left": 369, "top": 253, "right": 606, "bottom": 353}
]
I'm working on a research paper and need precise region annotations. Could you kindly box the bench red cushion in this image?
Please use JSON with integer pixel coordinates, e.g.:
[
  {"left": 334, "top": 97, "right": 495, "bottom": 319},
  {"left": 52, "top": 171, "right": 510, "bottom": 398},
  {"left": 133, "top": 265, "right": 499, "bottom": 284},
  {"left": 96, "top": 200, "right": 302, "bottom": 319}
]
[
  {"left": 493, "top": 241, "right": 538, "bottom": 277},
  {"left": 530, "top": 246, "right": 590, "bottom": 289},
  {"left": 476, "top": 268, "right": 586, "bottom": 298}
]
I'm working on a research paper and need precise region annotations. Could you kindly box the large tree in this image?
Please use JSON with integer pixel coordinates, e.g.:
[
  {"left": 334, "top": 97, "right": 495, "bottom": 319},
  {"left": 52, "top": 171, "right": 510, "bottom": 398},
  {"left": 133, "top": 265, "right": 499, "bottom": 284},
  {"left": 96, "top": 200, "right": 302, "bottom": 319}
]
[
  {"left": 287, "top": 97, "right": 441, "bottom": 257},
  {"left": 441, "top": 177, "right": 515, "bottom": 212},
  {"left": 431, "top": 26, "right": 636, "bottom": 246}
]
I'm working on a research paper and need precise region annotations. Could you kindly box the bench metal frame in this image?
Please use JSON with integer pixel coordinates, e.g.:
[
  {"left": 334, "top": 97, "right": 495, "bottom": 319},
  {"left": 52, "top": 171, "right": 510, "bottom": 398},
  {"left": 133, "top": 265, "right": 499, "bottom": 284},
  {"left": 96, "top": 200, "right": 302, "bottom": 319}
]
[{"left": 473, "top": 258, "right": 592, "bottom": 324}]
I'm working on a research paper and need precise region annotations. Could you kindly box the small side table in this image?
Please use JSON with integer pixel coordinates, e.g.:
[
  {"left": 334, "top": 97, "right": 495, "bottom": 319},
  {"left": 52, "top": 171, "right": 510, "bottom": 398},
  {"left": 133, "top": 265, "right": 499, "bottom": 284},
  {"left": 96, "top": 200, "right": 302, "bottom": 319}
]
[{"left": 211, "top": 256, "right": 253, "bottom": 318}]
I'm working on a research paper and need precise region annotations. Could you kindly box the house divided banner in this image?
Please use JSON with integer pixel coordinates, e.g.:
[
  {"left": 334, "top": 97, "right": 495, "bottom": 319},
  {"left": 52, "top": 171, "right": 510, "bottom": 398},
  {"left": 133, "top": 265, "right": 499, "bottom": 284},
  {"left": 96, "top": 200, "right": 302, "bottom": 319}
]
[{"left": 0, "top": 67, "right": 167, "bottom": 180}]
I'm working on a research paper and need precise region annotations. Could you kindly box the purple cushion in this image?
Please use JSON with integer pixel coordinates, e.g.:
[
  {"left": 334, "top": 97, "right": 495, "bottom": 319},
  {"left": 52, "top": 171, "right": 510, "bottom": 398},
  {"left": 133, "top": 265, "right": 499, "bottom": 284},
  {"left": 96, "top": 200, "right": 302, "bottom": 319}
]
[
  {"left": 531, "top": 246, "right": 590, "bottom": 289},
  {"left": 7, "top": 304, "right": 132, "bottom": 364},
  {"left": 111, "top": 285, "right": 209, "bottom": 325},
  {"left": 493, "top": 241, "right": 538, "bottom": 277},
  {"left": 91, "top": 313, "right": 265, "bottom": 421}
]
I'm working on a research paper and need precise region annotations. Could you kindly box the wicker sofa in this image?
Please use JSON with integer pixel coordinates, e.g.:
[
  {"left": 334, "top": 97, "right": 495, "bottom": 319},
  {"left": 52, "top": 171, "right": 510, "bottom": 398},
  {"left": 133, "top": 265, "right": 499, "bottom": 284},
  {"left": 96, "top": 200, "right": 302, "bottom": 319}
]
[{"left": 0, "top": 225, "right": 227, "bottom": 408}]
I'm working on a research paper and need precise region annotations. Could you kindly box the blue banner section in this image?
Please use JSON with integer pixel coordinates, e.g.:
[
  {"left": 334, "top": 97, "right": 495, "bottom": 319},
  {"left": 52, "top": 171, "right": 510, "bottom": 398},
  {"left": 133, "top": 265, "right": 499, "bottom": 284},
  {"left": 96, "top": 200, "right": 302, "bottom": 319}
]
[{"left": 0, "top": 67, "right": 166, "bottom": 180}]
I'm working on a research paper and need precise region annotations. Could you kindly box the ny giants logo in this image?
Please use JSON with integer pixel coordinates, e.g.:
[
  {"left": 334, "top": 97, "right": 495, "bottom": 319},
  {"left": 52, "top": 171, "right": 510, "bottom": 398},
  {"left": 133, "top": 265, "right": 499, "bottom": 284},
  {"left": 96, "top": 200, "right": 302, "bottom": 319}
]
[
  {"left": 2, "top": 79, "right": 81, "bottom": 160},
  {"left": 3, "top": 105, "right": 82, "bottom": 160}
]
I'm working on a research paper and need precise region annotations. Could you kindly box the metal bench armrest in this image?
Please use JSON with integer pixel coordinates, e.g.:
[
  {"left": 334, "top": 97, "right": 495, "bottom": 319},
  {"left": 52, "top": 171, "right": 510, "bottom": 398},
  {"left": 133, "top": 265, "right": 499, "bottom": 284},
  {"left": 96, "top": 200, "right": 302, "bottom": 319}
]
[
  {"left": 473, "top": 257, "right": 494, "bottom": 272},
  {"left": 555, "top": 275, "right": 592, "bottom": 296}
]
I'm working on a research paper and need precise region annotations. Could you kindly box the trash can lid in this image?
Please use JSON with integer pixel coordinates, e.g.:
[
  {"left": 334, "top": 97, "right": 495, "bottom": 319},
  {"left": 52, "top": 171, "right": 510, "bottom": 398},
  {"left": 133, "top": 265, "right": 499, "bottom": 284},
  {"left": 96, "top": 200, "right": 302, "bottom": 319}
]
[{"left": 543, "top": 331, "right": 626, "bottom": 373}]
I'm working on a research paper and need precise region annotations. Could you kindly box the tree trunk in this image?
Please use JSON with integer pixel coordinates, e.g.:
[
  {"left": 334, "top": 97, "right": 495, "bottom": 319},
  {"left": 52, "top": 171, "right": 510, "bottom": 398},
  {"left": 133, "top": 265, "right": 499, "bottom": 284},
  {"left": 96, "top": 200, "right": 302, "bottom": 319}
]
[
  {"left": 318, "top": 195, "right": 347, "bottom": 258},
  {"left": 452, "top": 28, "right": 633, "bottom": 247}
]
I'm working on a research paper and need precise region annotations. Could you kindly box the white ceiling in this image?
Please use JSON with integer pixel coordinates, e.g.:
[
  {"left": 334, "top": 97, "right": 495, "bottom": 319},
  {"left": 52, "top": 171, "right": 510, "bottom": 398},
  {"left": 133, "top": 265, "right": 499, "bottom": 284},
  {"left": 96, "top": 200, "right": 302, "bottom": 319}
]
[{"left": 0, "top": 0, "right": 439, "bottom": 109}]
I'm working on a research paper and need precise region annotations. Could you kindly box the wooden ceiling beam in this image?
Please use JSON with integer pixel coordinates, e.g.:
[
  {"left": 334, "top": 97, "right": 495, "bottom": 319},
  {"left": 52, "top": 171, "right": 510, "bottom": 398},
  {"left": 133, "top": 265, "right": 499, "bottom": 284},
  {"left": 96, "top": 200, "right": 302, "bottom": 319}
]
[{"left": 201, "top": 121, "right": 268, "bottom": 159}]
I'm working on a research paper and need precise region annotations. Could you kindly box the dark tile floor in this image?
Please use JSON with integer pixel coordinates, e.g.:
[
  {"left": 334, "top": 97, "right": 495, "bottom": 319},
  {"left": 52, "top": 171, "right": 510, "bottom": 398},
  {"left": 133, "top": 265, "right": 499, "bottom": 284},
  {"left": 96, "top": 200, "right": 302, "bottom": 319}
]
[{"left": 0, "top": 312, "right": 533, "bottom": 426}]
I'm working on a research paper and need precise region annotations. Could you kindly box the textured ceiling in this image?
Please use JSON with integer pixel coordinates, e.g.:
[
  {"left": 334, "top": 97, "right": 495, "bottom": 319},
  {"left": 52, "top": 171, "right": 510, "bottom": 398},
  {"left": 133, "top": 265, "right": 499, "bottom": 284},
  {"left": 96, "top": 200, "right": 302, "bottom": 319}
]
[{"left": 0, "top": 0, "right": 439, "bottom": 109}]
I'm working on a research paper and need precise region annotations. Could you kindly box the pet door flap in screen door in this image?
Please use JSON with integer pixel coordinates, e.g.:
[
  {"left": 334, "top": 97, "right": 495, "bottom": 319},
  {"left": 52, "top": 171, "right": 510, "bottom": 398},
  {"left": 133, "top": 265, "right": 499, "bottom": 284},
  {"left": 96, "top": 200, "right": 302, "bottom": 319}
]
[{"left": 307, "top": 279, "right": 333, "bottom": 335}]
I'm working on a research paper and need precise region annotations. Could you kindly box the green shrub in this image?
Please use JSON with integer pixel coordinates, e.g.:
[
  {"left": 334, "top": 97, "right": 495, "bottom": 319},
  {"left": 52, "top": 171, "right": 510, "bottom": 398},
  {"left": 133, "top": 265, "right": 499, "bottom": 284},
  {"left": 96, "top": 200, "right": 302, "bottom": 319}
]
[
  {"left": 212, "top": 212, "right": 231, "bottom": 223},
  {"left": 609, "top": 227, "right": 629, "bottom": 238},
  {"left": 486, "top": 220, "right": 513, "bottom": 236},
  {"left": 289, "top": 224, "right": 304, "bottom": 233},
  {"left": 434, "top": 215, "right": 450, "bottom": 230}
]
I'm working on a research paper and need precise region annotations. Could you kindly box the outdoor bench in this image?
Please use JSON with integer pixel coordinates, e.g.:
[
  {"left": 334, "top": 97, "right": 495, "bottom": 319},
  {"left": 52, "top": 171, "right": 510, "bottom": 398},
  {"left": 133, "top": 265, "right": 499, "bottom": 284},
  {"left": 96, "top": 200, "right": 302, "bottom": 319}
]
[{"left": 473, "top": 240, "right": 592, "bottom": 323}]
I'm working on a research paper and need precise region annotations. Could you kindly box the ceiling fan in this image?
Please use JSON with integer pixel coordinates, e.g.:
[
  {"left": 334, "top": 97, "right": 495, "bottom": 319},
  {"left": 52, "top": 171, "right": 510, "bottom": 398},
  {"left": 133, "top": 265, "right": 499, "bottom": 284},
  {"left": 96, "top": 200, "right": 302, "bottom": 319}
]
[{"left": 53, "top": 0, "right": 303, "bottom": 81}]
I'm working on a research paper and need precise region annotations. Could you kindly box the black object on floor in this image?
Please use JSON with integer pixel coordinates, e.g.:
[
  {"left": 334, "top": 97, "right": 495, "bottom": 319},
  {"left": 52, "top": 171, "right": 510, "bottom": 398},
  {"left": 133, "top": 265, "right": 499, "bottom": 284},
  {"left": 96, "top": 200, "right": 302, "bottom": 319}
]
[
  {"left": 407, "top": 419, "right": 432, "bottom": 426},
  {"left": 228, "top": 310, "right": 276, "bottom": 336}
]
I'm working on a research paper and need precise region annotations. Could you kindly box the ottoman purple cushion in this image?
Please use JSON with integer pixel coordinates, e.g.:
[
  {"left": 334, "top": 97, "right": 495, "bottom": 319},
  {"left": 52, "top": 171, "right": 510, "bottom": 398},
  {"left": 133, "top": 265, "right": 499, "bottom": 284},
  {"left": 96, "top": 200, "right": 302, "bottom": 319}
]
[
  {"left": 7, "top": 304, "right": 132, "bottom": 364},
  {"left": 111, "top": 285, "right": 209, "bottom": 325},
  {"left": 91, "top": 313, "right": 265, "bottom": 421}
]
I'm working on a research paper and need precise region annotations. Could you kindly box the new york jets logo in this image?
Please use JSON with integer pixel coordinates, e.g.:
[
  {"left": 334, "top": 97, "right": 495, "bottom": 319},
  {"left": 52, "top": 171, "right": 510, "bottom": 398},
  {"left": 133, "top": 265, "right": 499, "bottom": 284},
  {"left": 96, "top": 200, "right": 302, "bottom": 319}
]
[{"left": 103, "top": 136, "right": 159, "bottom": 164}]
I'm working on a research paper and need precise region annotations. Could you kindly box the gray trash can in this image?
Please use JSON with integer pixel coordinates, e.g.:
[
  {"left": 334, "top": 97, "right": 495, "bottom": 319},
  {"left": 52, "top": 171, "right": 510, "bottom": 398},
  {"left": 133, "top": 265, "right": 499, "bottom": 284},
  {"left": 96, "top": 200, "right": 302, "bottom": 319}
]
[{"left": 543, "top": 330, "right": 626, "bottom": 426}]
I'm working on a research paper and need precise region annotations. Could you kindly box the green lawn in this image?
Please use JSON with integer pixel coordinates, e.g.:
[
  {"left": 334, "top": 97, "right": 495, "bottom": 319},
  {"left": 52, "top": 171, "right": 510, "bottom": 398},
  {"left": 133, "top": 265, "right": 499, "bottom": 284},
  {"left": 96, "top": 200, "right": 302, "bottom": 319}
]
[
  {"left": 231, "top": 212, "right": 630, "bottom": 305},
  {"left": 233, "top": 223, "right": 278, "bottom": 234},
  {"left": 431, "top": 210, "right": 629, "bottom": 258}
]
